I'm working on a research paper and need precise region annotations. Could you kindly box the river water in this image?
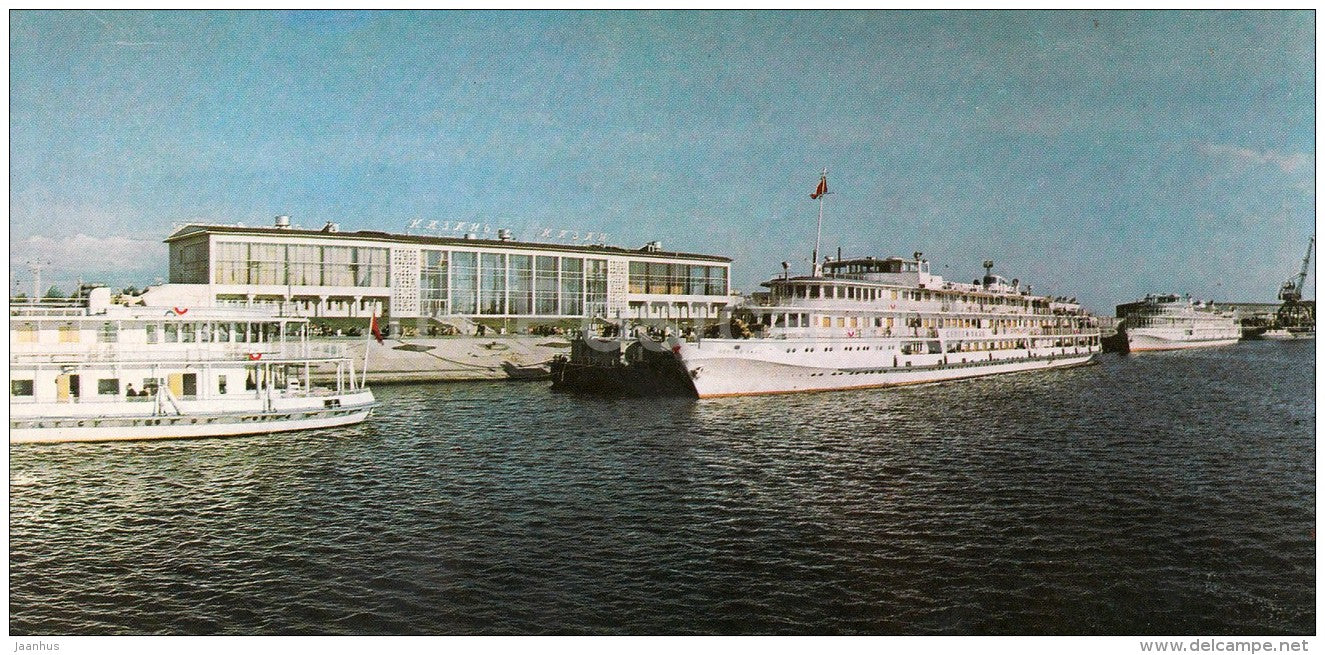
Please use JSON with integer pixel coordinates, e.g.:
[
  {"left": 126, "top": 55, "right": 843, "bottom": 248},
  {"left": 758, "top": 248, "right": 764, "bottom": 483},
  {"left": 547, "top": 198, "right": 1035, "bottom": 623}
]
[{"left": 9, "top": 340, "right": 1314, "bottom": 635}]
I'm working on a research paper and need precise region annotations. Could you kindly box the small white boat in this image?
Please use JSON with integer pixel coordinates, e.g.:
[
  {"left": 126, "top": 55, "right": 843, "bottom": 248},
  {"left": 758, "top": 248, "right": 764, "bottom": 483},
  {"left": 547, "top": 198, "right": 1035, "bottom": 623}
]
[{"left": 10, "top": 287, "right": 376, "bottom": 444}]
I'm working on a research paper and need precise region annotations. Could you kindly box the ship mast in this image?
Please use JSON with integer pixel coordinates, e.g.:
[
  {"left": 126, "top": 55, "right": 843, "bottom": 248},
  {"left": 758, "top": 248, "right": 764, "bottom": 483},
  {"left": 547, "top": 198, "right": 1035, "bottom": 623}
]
[{"left": 810, "top": 168, "right": 828, "bottom": 277}]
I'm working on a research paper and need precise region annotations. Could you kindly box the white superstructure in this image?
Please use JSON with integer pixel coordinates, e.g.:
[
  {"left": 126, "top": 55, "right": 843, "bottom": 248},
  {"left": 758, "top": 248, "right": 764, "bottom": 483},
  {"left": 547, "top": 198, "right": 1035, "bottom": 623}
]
[
  {"left": 668, "top": 255, "right": 1101, "bottom": 398},
  {"left": 1115, "top": 294, "right": 1239, "bottom": 352},
  {"left": 10, "top": 287, "right": 376, "bottom": 444}
]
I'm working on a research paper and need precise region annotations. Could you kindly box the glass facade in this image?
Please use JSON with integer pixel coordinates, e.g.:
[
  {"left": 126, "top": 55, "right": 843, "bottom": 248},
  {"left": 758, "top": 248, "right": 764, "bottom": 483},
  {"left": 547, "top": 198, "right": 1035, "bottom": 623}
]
[
  {"left": 194, "top": 235, "right": 727, "bottom": 319},
  {"left": 209, "top": 241, "right": 390, "bottom": 286},
  {"left": 629, "top": 263, "right": 726, "bottom": 295}
]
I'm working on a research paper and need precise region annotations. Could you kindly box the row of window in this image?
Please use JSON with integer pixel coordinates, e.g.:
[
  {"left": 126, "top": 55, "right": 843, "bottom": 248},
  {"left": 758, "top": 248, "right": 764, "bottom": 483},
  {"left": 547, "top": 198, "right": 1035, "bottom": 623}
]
[
  {"left": 628, "top": 262, "right": 728, "bottom": 296},
  {"left": 10, "top": 376, "right": 226, "bottom": 397},
  {"left": 420, "top": 251, "right": 609, "bottom": 317},
  {"left": 11, "top": 374, "right": 245, "bottom": 399},
  {"left": 211, "top": 242, "right": 390, "bottom": 287},
  {"left": 774, "top": 282, "right": 1038, "bottom": 308},
  {"left": 752, "top": 312, "right": 1086, "bottom": 331},
  {"left": 13, "top": 322, "right": 289, "bottom": 345}
]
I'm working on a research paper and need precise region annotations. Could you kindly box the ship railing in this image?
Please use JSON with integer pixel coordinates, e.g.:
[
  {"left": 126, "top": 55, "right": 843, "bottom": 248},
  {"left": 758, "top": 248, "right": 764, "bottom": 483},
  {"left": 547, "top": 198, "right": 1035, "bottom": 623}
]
[
  {"left": 11, "top": 342, "right": 349, "bottom": 365},
  {"left": 10, "top": 306, "right": 90, "bottom": 317}
]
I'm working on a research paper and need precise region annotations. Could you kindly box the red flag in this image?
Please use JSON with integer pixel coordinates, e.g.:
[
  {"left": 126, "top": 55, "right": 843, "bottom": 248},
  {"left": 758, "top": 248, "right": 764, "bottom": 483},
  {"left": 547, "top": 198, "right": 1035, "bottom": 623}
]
[
  {"left": 810, "top": 175, "right": 828, "bottom": 199},
  {"left": 370, "top": 315, "right": 384, "bottom": 344}
]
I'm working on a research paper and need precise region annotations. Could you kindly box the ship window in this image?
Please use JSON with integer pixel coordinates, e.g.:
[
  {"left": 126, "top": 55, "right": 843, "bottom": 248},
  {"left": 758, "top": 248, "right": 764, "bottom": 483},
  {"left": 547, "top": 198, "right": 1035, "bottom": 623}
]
[
  {"left": 164, "top": 323, "right": 179, "bottom": 343},
  {"left": 59, "top": 323, "right": 79, "bottom": 343},
  {"left": 11, "top": 379, "right": 33, "bottom": 396},
  {"left": 218, "top": 375, "right": 228, "bottom": 395},
  {"left": 17, "top": 324, "right": 36, "bottom": 343},
  {"left": 98, "top": 378, "right": 120, "bottom": 395},
  {"left": 97, "top": 322, "right": 119, "bottom": 343}
]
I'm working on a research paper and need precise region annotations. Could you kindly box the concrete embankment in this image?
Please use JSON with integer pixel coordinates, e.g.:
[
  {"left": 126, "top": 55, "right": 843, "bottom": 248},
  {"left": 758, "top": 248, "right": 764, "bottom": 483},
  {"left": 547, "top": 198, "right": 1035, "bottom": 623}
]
[{"left": 312, "top": 336, "right": 571, "bottom": 384}]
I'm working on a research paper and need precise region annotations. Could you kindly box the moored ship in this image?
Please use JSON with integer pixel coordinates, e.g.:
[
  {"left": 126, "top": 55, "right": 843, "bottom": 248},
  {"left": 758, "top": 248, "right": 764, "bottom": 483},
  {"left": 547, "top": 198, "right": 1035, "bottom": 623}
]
[
  {"left": 1115, "top": 294, "right": 1239, "bottom": 352},
  {"left": 10, "top": 286, "right": 376, "bottom": 444},
  {"left": 666, "top": 255, "right": 1101, "bottom": 397}
]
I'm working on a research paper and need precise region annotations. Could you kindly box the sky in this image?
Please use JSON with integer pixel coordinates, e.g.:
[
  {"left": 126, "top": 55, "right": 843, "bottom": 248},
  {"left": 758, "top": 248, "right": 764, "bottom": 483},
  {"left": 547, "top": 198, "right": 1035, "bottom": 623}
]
[{"left": 9, "top": 10, "right": 1315, "bottom": 311}]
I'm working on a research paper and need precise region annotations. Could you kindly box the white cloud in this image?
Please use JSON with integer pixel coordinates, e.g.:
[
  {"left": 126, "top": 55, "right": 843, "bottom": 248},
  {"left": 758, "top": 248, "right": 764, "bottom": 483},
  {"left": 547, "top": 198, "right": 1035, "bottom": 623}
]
[
  {"left": 11, "top": 233, "right": 166, "bottom": 282},
  {"left": 1195, "top": 142, "right": 1312, "bottom": 173}
]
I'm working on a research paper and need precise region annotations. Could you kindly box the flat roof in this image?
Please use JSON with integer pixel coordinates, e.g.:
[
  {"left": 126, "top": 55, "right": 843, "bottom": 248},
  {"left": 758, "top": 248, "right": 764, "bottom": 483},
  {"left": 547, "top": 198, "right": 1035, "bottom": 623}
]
[{"left": 165, "top": 224, "right": 731, "bottom": 263}]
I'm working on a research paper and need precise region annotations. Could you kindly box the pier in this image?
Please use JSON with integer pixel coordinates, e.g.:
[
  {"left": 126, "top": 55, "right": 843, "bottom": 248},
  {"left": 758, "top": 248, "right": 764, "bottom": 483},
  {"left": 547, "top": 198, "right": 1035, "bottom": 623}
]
[{"left": 314, "top": 335, "right": 568, "bottom": 384}]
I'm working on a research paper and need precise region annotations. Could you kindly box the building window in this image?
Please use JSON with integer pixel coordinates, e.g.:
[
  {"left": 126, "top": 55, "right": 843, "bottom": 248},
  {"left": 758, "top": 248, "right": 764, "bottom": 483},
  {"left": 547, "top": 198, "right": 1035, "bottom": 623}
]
[
  {"left": 687, "top": 266, "right": 707, "bottom": 295},
  {"left": 628, "top": 261, "right": 646, "bottom": 293},
  {"left": 214, "top": 242, "right": 249, "bottom": 284},
  {"left": 706, "top": 266, "right": 728, "bottom": 296},
  {"left": 248, "top": 242, "right": 286, "bottom": 285},
  {"left": 97, "top": 322, "right": 119, "bottom": 343},
  {"left": 323, "top": 246, "right": 354, "bottom": 286},
  {"left": 586, "top": 259, "right": 608, "bottom": 317},
  {"left": 98, "top": 378, "right": 120, "bottom": 395},
  {"left": 480, "top": 253, "right": 507, "bottom": 315},
  {"left": 420, "top": 250, "right": 449, "bottom": 316},
  {"left": 353, "top": 247, "right": 389, "bottom": 286},
  {"left": 451, "top": 251, "right": 478, "bottom": 314},
  {"left": 509, "top": 254, "right": 533, "bottom": 315},
  {"left": 560, "top": 257, "right": 583, "bottom": 316},
  {"left": 535, "top": 256, "right": 558, "bottom": 314},
  {"left": 11, "top": 379, "right": 34, "bottom": 396},
  {"left": 645, "top": 261, "right": 668, "bottom": 294},
  {"left": 289, "top": 244, "right": 322, "bottom": 285}
]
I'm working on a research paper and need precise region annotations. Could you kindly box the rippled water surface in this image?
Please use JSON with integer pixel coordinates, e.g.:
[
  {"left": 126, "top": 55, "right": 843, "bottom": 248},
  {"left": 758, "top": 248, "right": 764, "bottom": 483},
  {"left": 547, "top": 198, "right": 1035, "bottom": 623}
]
[{"left": 10, "top": 341, "right": 1314, "bottom": 635}]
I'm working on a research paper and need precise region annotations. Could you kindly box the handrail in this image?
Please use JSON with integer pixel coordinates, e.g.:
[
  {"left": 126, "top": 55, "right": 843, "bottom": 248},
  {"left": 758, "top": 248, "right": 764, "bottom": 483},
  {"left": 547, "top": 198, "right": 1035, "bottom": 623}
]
[{"left": 11, "top": 342, "right": 347, "bottom": 365}]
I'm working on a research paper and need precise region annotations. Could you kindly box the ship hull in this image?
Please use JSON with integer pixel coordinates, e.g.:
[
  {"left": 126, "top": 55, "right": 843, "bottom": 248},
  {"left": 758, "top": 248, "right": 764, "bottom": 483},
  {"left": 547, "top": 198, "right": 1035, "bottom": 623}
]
[
  {"left": 10, "top": 390, "right": 377, "bottom": 444},
  {"left": 1125, "top": 332, "right": 1239, "bottom": 352},
  {"left": 676, "top": 340, "right": 1097, "bottom": 398}
]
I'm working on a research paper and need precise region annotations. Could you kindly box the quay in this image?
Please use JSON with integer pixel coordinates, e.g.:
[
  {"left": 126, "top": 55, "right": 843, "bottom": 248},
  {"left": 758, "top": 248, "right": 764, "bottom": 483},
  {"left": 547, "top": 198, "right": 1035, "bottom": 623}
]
[{"left": 314, "top": 335, "right": 569, "bottom": 384}]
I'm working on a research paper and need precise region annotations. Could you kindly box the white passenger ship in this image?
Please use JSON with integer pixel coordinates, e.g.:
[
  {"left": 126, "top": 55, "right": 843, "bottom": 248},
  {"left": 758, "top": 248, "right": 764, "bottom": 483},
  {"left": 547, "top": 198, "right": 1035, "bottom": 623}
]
[
  {"left": 668, "top": 255, "right": 1101, "bottom": 398},
  {"left": 1115, "top": 294, "right": 1239, "bottom": 352},
  {"left": 10, "top": 287, "right": 376, "bottom": 444}
]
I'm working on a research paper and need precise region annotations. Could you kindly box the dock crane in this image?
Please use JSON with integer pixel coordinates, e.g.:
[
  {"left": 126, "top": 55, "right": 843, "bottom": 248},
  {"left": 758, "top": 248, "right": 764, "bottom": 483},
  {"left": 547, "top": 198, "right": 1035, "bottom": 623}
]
[
  {"left": 1273, "top": 235, "right": 1315, "bottom": 333},
  {"left": 1278, "top": 235, "right": 1314, "bottom": 303}
]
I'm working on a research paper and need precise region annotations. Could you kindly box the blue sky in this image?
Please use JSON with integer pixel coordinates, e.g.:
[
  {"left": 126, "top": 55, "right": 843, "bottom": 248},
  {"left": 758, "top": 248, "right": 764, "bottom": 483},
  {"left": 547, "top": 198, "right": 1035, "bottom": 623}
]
[{"left": 10, "top": 10, "right": 1315, "bottom": 311}]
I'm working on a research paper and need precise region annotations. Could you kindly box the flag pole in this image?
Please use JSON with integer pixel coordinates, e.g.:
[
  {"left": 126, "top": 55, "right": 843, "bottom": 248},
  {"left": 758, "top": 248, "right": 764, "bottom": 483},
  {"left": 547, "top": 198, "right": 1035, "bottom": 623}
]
[
  {"left": 361, "top": 311, "right": 373, "bottom": 389},
  {"left": 812, "top": 168, "right": 826, "bottom": 277}
]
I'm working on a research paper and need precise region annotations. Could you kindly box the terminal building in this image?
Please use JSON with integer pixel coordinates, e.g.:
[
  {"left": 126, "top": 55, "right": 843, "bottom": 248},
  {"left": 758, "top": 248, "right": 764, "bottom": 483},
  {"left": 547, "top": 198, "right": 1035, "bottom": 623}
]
[{"left": 163, "top": 217, "right": 732, "bottom": 333}]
